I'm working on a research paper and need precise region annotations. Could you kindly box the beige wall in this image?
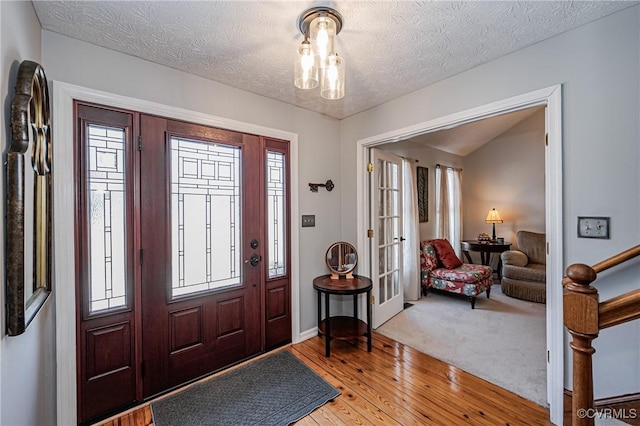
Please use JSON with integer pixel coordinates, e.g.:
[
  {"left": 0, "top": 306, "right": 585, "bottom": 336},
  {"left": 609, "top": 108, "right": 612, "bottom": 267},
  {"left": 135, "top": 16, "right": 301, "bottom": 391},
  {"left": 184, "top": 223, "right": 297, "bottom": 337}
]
[{"left": 463, "top": 109, "right": 546, "bottom": 258}]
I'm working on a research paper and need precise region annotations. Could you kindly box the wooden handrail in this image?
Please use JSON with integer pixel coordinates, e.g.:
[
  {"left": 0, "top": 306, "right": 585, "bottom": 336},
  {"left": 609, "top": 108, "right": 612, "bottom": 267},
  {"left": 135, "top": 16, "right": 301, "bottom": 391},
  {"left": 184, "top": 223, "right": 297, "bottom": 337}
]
[
  {"left": 562, "top": 244, "right": 640, "bottom": 286},
  {"left": 599, "top": 288, "right": 640, "bottom": 329},
  {"left": 563, "top": 244, "right": 640, "bottom": 425}
]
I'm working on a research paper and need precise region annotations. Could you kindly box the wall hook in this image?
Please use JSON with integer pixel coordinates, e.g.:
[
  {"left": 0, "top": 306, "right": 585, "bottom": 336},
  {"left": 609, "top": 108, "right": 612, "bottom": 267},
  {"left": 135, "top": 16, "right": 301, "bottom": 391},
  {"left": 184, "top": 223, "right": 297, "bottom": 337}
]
[{"left": 309, "top": 179, "right": 334, "bottom": 192}]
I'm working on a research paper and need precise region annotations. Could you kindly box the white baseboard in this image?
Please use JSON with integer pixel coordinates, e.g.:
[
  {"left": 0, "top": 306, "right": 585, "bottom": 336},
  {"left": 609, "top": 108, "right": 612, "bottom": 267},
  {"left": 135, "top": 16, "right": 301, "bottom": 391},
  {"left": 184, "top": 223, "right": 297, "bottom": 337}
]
[{"left": 295, "top": 327, "right": 318, "bottom": 343}]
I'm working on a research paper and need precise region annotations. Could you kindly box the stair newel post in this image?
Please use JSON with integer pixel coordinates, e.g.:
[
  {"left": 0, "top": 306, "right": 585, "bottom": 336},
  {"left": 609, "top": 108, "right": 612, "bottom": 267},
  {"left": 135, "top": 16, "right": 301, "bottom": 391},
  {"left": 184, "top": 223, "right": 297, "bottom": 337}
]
[{"left": 564, "top": 263, "right": 599, "bottom": 426}]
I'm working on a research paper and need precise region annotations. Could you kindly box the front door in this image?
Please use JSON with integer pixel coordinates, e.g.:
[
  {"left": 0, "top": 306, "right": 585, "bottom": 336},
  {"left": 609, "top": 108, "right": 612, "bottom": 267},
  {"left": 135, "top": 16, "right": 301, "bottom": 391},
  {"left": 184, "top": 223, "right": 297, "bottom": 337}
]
[
  {"left": 139, "top": 115, "right": 263, "bottom": 396},
  {"left": 75, "top": 104, "right": 291, "bottom": 423},
  {"left": 370, "top": 149, "right": 404, "bottom": 328}
]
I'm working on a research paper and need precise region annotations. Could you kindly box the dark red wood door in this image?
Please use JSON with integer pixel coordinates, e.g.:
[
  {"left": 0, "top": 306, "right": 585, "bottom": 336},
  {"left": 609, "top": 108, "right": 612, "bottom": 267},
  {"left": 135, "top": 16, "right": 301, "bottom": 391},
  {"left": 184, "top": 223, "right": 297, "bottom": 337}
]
[{"left": 139, "top": 115, "right": 263, "bottom": 397}]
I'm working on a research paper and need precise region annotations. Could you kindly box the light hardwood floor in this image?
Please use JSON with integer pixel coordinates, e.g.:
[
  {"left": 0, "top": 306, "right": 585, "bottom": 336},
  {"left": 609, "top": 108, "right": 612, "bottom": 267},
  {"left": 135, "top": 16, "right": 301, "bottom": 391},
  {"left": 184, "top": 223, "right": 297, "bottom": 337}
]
[{"left": 98, "top": 332, "right": 553, "bottom": 425}]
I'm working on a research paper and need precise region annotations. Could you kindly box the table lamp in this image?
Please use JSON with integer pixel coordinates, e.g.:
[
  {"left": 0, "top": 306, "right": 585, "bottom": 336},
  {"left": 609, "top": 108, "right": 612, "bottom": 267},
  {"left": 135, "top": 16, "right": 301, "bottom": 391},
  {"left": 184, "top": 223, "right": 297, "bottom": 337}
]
[{"left": 485, "top": 208, "right": 503, "bottom": 242}]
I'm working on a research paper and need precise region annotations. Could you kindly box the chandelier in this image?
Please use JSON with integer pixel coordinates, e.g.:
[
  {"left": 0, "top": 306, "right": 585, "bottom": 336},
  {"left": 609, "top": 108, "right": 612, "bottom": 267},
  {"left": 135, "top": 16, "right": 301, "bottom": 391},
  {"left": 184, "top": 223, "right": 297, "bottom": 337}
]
[{"left": 294, "top": 7, "right": 345, "bottom": 100}]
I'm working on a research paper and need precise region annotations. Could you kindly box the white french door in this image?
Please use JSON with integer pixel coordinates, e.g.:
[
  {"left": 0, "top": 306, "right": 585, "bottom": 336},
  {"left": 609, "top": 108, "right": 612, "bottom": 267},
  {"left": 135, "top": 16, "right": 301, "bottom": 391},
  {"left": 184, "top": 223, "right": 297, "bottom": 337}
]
[{"left": 370, "top": 149, "right": 404, "bottom": 328}]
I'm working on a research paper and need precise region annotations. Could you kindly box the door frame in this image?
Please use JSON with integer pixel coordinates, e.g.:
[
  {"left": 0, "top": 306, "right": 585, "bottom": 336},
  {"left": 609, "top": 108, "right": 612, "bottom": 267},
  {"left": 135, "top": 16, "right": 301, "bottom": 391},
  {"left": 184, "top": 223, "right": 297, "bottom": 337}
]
[
  {"left": 53, "top": 81, "right": 300, "bottom": 426},
  {"left": 355, "top": 85, "right": 564, "bottom": 425}
]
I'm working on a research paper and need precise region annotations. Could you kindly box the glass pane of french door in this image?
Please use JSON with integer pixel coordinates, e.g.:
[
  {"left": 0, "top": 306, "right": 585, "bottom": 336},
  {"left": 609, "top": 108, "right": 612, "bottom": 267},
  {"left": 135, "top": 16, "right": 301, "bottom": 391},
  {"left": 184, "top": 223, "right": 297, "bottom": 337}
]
[{"left": 377, "top": 157, "right": 400, "bottom": 304}]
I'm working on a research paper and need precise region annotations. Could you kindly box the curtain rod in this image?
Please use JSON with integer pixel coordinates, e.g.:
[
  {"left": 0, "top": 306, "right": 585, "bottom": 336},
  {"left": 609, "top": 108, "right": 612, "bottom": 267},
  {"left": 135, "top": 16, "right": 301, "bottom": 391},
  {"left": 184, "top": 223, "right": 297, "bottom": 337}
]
[
  {"left": 400, "top": 156, "right": 419, "bottom": 163},
  {"left": 436, "top": 163, "right": 463, "bottom": 171}
]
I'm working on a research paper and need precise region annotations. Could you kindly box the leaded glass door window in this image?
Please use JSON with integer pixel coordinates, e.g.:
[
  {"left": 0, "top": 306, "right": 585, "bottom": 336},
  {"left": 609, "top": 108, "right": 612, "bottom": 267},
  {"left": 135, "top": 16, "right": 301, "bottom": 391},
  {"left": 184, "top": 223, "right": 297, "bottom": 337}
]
[
  {"left": 170, "top": 137, "right": 242, "bottom": 297},
  {"left": 266, "top": 150, "right": 286, "bottom": 278},
  {"left": 87, "top": 124, "right": 128, "bottom": 312}
]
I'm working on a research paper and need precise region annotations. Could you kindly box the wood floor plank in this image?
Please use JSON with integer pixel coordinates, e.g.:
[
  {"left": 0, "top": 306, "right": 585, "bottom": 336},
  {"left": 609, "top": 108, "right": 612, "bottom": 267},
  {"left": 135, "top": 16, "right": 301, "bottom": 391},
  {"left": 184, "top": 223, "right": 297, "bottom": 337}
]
[
  {"left": 305, "top": 403, "right": 344, "bottom": 426},
  {"left": 294, "top": 414, "right": 320, "bottom": 426},
  {"left": 97, "top": 332, "right": 553, "bottom": 426},
  {"left": 97, "top": 405, "right": 153, "bottom": 426}
]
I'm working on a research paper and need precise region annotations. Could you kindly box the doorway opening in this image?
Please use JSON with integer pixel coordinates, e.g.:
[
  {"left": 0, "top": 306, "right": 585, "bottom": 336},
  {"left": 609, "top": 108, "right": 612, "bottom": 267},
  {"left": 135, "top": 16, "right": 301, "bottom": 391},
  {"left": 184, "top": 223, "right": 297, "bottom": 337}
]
[
  {"left": 355, "top": 85, "right": 564, "bottom": 424},
  {"left": 376, "top": 105, "right": 546, "bottom": 406}
]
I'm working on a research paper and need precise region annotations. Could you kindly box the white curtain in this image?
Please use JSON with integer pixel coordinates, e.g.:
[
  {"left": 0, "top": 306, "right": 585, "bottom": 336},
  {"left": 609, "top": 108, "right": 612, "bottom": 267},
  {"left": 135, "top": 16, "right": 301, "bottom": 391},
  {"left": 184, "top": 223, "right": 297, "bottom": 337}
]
[
  {"left": 402, "top": 159, "right": 421, "bottom": 301},
  {"left": 435, "top": 165, "right": 463, "bottom": 257}
]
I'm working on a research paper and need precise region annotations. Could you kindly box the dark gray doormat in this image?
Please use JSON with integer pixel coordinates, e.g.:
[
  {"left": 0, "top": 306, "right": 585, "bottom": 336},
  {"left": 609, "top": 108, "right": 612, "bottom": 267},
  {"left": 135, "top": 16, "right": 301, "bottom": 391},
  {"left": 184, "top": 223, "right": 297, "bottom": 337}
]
[{"left": 150, "top": 350, "right": 341, "bottom": 426}]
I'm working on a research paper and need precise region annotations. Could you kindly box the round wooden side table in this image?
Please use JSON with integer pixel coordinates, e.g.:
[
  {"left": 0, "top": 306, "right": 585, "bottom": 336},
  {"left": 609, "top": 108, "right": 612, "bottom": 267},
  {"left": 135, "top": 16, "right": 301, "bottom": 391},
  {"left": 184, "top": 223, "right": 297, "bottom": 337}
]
[{"left": 313, "top": 274, "right": 372, "bottom": 357}]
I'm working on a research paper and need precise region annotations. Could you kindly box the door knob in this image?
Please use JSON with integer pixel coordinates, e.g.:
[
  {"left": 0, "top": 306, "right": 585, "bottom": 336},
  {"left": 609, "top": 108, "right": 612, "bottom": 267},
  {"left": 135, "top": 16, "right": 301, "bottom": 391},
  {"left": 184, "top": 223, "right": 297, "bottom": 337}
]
[{"left": 245, "top": 253, "right": 261, "bottom": 266}]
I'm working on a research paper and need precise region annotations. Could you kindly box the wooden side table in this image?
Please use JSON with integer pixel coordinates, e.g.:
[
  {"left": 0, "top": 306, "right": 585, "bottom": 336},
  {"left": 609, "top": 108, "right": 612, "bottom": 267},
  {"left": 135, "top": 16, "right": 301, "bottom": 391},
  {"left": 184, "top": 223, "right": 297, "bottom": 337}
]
[
  {"left": 460, "top": 240, "right": 512, "bottom": 280},
  {"left": 313, "top": 274, "right": 372, "bottom": 357}
]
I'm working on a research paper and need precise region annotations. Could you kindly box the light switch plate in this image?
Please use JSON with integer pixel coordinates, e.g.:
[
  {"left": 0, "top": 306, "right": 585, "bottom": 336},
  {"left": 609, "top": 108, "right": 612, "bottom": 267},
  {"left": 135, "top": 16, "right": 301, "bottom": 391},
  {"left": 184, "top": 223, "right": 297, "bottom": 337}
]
[{"left": 577, "top": 216, "right": 610, "bottom": 239}]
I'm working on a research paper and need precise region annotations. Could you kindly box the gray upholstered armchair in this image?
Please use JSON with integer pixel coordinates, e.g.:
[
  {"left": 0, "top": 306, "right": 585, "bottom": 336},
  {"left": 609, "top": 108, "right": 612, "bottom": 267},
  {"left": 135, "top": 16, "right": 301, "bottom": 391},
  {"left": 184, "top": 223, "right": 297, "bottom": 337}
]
[{"left": 500, "top": 231, "right": 546, "bottom": 303}]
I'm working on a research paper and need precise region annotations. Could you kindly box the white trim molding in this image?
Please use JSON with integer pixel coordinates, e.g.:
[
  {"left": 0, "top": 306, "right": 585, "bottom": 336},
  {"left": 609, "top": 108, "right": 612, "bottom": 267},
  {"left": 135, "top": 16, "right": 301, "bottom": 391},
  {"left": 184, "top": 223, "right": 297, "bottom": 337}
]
[
  {"left": 355, "top": 84, "right": 564, "bottom": 425},
  {"left": 53, "top": 81, "right": 300, "bottom": 425}
]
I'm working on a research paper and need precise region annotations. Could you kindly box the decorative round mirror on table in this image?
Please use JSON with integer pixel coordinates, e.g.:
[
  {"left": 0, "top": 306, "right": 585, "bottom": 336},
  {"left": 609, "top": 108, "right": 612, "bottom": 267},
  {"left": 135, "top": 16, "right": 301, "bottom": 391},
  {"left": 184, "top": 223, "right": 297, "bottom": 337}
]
[{"left": 325, "top": 241, "right": 358, "bottom": 279}]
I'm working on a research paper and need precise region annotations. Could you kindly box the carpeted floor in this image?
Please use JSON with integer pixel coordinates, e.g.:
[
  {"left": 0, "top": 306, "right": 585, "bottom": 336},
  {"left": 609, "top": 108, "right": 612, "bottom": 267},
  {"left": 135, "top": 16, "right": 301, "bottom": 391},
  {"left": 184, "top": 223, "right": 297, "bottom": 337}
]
[
  {"left": 377, "top": 283, "right": 547, "bottom": 407},
  {"left": 150, "top": 350, "right": 340, "bottom": 426}
]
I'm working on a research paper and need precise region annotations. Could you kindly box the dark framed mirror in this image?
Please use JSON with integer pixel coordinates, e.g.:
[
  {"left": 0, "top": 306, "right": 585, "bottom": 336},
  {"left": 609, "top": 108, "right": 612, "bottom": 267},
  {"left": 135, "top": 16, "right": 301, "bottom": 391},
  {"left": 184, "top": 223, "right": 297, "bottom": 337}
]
[
  {"left": 325, "top": 241, "right": 357, "bottom": 279},
  {"left": 5, "top": 60, "right": 52, "bottom": 336}
]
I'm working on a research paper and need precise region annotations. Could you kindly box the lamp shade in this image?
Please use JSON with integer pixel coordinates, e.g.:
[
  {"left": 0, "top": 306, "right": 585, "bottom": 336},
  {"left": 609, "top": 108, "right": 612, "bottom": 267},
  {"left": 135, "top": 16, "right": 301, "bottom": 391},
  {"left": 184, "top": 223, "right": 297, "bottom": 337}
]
[
  {"left": 294, "top": 40, "right": 319, "bottom": 89},
  {"left": 485, "top": 208, "right": 503, "bottom": 224},
  {"left": 309, "top": 15, "right": 336, "bottom": 69},
  {"left": 320, "top": 54, "right": 345, "bottom": 100}
]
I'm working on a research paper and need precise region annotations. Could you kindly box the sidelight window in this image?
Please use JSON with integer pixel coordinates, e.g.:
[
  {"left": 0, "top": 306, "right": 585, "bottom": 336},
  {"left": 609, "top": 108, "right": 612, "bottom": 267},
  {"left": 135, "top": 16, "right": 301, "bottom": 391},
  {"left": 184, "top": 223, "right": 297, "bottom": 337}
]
[
  {"left": 266, "top": 151, "right": 287, "bottom": 278},
  {"left": 86, "top": 124, "right": 128, "bottom": 312}
]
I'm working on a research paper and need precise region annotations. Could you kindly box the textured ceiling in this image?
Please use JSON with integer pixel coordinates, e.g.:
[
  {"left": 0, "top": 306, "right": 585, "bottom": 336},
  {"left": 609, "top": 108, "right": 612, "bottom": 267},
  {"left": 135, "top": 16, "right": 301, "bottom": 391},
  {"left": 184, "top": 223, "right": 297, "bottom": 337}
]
[{"left": 33, "top": 1, "right": 635, "bottom": 119}]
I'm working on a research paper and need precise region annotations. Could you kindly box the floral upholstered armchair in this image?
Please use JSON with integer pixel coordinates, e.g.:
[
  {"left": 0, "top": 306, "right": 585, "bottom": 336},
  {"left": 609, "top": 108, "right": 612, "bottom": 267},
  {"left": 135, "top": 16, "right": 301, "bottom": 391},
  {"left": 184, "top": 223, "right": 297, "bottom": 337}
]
[{"left": 420, "top": 239, "right": 493, "bottom": 309}]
